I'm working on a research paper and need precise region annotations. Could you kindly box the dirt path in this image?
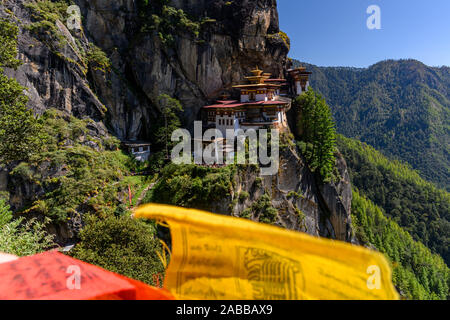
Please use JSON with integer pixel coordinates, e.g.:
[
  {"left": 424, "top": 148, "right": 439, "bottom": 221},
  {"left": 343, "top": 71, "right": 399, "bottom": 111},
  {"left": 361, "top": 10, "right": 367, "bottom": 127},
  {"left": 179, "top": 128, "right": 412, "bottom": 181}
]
[{"left": 135, "top": 182, "right": 157, "bottom": 207}]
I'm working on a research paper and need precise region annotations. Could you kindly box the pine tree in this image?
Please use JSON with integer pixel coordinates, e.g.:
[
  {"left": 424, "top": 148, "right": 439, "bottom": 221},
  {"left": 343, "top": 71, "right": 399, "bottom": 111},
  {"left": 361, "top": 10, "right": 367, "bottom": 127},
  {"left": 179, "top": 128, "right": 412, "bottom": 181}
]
[
  {"left": 294, "top": 88, "right": 337, "bottom": 181},
  {"left": 155, "top": 94, "right": 183, "bottom": 159}
]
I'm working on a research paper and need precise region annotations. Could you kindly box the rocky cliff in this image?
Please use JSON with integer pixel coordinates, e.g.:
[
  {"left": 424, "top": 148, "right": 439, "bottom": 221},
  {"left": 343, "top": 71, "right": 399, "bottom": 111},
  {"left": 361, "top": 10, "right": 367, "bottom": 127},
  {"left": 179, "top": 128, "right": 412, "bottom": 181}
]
[
  {"left": 2, "top": 0, "right": 289, "bottom": 140},
  {"left": 0, "top": 0, "right": 353, "bottom": 243},
  {"left": 230, "top": 147, "right": 353, "bottom": 241},
  {"left": 79, "top": 0, "right": 290, "bottom": 138}
]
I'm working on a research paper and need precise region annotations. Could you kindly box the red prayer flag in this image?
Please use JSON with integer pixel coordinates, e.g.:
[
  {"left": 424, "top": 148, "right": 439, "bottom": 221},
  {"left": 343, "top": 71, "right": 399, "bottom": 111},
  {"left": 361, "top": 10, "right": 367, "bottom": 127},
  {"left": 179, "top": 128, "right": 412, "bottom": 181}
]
[{"left": 0, "top": 251, "right": 174, "bottom": 300}]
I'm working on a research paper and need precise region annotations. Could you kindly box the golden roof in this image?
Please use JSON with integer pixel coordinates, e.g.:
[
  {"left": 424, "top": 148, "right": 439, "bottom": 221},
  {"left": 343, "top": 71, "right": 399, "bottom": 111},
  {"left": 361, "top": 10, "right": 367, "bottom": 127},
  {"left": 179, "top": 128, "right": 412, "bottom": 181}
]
[
  {"left": 231, "top": 67, "right": 281, "bottom": 87},
  {"left": 233, "top": 83, "right": 280, "bottom": 89},
  {"left": 243, "top": 67, "right": 273, "bottom": 84},
  {"left": 288, "top": 66, "right": 311, "bottom": 74}
]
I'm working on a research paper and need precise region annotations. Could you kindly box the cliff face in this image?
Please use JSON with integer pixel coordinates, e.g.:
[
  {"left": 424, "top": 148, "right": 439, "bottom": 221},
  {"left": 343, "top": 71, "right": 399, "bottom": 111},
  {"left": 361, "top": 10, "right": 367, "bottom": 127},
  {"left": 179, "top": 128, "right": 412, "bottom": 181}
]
[
  {"left": 1, "top": 0, "right": 288, "bottom": 140},
  {"left": 2, "top": 2, "right": 106, "bottom": 121},
  {"left": 1, "top": 0, "right": 353, "bottom": 243},
  {"left": 77, "top": 0, "right": 289, "bottom": 139}
]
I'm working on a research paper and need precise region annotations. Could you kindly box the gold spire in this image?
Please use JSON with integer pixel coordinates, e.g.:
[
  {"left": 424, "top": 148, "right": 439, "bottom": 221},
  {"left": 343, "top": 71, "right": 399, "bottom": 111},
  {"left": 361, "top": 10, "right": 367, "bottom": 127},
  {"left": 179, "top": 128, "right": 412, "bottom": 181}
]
[
  {"left": 220, "top": 92, "right": 230, "bottom": 100},
  {"left": 251, "top": 66, "right": 263, "bottom": 77}
]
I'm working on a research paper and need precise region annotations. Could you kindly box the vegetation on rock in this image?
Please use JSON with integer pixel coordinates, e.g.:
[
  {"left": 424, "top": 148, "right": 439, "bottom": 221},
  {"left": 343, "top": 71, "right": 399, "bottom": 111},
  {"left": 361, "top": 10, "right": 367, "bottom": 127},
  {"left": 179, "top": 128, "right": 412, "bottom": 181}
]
[
  {"left": 0, "top": 198, "right": 54, "bottom": 256},
  {"left": 0, "top": 18, "right": 44, "bottom": 163},
  {"left": 25, "top": 0, "right": 111, "bottom": 75},
  {"left": 144, "top": 164, "right": 236, "bottom": 211},
  {"left": 0, "top": 18, "right": 21, "bottom": 69},
  {"left": 87, "top": 45, "right": 111, "bottom": 73},
  {"left": 9, "top": 109, "right": 138, "bottom": 223},
  {"left": 137, "top": 0, "right": 201, "bottom": 46},
  {"left": 267, "top": 31, "right": 290, "bottom": 50},
  {"left": 24, "top": 0, "right": 70, "bottom": 48},
  {"left": 241, "top": 194, "right": 278, "bottom": 225}
]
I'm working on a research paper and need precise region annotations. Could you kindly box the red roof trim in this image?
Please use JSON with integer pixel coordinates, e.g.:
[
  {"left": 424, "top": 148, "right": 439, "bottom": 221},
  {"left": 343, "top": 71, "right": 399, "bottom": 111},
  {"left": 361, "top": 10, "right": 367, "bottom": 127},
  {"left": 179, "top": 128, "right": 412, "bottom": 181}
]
[
  {"left": 203, "top": 100, "right": 289, "bottom": 109},
  {"left": 216, "top": 100, "right": 238, "bottom": 104}
]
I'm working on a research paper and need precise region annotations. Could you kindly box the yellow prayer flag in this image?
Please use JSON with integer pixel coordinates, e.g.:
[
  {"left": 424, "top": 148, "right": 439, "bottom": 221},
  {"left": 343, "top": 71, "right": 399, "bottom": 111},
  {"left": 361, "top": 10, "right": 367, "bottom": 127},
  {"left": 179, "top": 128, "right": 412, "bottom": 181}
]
[{"left": 135, "top": 204, "right": 399, "bottom": 300}]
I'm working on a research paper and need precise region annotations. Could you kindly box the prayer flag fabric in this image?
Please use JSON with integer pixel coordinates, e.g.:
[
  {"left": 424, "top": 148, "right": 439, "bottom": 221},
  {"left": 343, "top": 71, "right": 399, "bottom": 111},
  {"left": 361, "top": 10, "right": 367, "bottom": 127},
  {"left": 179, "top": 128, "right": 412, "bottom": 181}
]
[
  {"left": 135, "top": 204, "right": 399, "bottom": 300},
  {"left": 0, "top": 251, "right": 173, "bottom": 300}
]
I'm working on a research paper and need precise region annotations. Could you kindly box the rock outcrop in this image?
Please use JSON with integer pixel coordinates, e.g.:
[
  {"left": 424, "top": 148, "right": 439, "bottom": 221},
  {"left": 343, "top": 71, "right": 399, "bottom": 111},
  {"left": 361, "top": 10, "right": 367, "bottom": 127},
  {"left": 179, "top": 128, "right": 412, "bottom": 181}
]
[{"left": 229, "top": 147, "right": 353, "bottom": 242}]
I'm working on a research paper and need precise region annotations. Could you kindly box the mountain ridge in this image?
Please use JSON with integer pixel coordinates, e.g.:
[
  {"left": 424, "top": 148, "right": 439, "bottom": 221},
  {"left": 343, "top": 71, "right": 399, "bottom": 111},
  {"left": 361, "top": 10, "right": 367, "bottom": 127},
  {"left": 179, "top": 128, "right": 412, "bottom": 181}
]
[
  {"left": 292, "top": 58, "right": 450, "bottom": 190},
  {"left": 337, "top": 135, "right": 450, "bottom": 265}
]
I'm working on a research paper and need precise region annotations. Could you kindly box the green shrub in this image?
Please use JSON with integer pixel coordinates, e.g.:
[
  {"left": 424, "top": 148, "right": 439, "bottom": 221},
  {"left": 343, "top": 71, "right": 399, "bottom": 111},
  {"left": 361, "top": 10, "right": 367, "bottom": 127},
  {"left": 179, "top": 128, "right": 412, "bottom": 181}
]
[
  {"left": 11, "top": 109, "right": 134, "bottom": 223},
  {"left": 239, "top": 191, "right": 249, "bottom": 203},
  {"left": 24, "top": 0, "right": 69, "bottom": 46},
  {"left": 266, "top": 31, "right": 290, "bottom": 50},
  {"left": 0, "top": 19, "right": 45, "bottom": 163},
  {"left": 70, "top": 215, "right": 165, "bottom": 286},
  {"left": 10, "top": 162, "right": 35, "bottom": 181},
  {"left": 254, "top": 177, "right": 263, "bottom": 188},
  {"left": 145, "top": 163, "right": 236, "bottom": 210},
  {"left": 240, "top": 208, "right": 252, "bottom": 219},
  {"left": 243, "top": 194, "right": 278, "bottom": 225},
  {"left": 87, "top": 45, "right": 111, "bottom": 72},
  {"left": 137, "top": 0, "right": 201, "bottom": 46},
  {"left": 0, "top": 18, "right": 21, "bottom": 69},
  {"left": 0, "top": 199, "right": 54, "bottom": 256},
  {"left": 280, "top": 132, "right": 295, "bottom": 150},
  {"left": 295, "top": 205, "right": 306, "bottom": 226},
  {"left": 287, "top": 191, "right": 303, "bottom": 200}
]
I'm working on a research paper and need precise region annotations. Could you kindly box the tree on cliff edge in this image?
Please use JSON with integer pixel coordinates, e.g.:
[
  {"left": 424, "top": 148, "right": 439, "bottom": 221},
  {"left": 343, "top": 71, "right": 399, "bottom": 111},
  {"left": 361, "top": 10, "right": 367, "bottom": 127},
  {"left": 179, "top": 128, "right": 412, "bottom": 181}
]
[{"left": 294, "top": 88, "right": 337, "bottom": 181}]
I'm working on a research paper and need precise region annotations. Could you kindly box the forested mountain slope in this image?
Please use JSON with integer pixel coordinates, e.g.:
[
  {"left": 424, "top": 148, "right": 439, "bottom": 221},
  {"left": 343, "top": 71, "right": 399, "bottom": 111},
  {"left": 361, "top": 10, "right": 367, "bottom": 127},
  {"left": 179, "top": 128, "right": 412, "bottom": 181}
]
[
  {"left": 352, "top": 190, "right": 449, "bottom": 300},
  {"left": 337, "top": 135, "right": 450, "bottom": 266},
  {"left": 293, "top": 59, "right": 450, "bottom": 190}
]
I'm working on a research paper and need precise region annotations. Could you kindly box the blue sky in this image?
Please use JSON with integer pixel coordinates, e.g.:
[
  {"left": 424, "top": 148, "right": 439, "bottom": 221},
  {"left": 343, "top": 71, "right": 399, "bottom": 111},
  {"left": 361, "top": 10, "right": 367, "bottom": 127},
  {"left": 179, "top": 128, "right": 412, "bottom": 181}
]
[{"left": 277, "top": 0, "right": 450, "bottom": 67}]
